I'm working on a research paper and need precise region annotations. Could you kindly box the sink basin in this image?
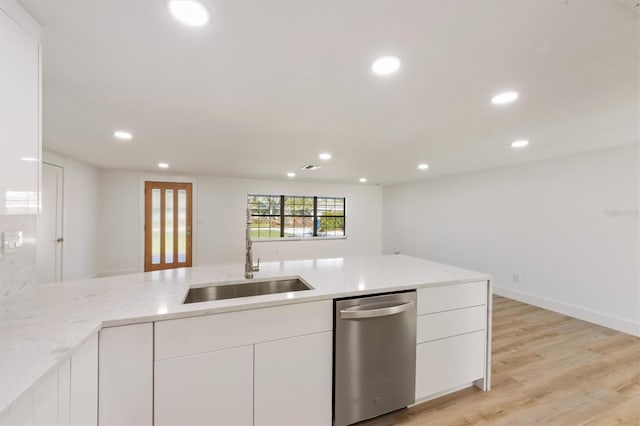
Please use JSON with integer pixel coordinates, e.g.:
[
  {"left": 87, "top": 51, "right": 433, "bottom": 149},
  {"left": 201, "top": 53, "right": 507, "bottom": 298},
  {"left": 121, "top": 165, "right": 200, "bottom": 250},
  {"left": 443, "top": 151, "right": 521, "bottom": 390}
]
[{"left": 183, "top": 277, "right": 313, "bottom": 304}]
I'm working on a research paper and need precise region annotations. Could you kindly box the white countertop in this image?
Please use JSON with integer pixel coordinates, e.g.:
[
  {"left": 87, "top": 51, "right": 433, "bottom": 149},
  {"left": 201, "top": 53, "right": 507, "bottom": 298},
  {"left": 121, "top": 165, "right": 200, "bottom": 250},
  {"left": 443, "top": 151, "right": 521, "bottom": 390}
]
[{"left": 0, "top": 254, "right": 490, "bottom": 417}]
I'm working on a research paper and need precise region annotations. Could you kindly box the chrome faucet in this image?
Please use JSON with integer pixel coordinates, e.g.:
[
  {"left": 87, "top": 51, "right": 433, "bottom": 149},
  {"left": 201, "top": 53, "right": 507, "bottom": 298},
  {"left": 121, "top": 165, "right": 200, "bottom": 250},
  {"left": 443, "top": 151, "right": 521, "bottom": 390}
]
[{"left": 245, "top": 207, "right": 260, "bottom": 279}]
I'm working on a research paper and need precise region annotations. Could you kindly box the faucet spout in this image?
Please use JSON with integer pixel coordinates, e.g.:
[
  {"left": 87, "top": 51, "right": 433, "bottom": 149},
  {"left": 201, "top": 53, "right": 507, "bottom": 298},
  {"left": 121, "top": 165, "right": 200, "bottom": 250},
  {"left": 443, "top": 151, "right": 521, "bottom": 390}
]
[{"left": 245, "top": 207, "right": 260, "bottom": 279}]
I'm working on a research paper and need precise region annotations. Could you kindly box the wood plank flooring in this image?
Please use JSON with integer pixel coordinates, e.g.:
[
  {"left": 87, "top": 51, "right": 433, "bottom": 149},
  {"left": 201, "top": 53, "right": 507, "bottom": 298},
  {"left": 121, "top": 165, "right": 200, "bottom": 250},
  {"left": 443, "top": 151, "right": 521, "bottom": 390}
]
[{"left": 362, "top": 295, "right": 640, "bottom": 425}]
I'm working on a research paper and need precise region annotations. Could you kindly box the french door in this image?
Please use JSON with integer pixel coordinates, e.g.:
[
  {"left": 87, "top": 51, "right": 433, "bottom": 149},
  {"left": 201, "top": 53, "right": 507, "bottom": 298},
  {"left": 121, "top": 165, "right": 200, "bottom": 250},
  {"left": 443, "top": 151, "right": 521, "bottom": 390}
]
[{"left": 144, "top": 181, "right": 192, "bottom": 272}]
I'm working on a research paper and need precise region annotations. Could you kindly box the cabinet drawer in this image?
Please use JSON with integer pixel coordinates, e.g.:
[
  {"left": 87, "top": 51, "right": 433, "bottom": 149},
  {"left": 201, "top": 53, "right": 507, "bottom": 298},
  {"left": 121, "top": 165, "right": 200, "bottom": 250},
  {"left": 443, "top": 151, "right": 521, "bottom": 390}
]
[
  {"left": 254, "top": 332, "right": 333, "bottom": 426},
  {"left": 99, "top": 323, "right": 153, "bottom": 425},
  {"left": 154, "top": 345, "right": 254, "bottom": 426},
  {"left": 155, "top": 300, "right": 332, "bottom": 360},
  {"left": 415, "top": 330, "right": 485, "bottom": 400},
  {"left": 417, "top": 305, "right": 486, "bottom": 344},
  {"left": 417, "top": 281, "right": 487, "bottom": 315}
]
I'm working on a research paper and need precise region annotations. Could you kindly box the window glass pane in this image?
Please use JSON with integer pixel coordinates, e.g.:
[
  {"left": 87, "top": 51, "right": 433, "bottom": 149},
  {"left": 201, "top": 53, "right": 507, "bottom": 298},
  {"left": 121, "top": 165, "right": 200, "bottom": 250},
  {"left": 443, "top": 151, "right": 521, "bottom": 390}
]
[
  {"left": 251, "top": 216, "right": 281, "bottom": 238},
  {"left": 301, "top": 217, "right": 314, "bottom": 236},
  {"left": 283, "top": 216, "right": 314, "bottom": 237},
  {"left": 250, "top": 216, "right": 265, "bottom": 238},
  {"left": 283, "top": 197, "right": 294, "bottom": 215},
  {"left": 317, "top": 197, "right": 345, "bottom": 237},
  {"left": 284, "top": 196, "right": 313, "bottom": 216},
  {"left": 152, "top": 189, "right": 161, "bottom": 264},
  {"left": 165, "top": 189, "right": 174, "bottom": 263},
  {"left": 317, "top": 197, "right": 344, "bottom": 216},
  {"left": 248, "top": 194, "right": 280, "bottom": 216},
  {"left": 248, "top": 194, "right": 344, "bottom": 239},
  {"left": 178, "top": 190, "right": 187, "bottom": 263},
  {"left": 320, "top": 217, "right": 345, "bottom": 236}
]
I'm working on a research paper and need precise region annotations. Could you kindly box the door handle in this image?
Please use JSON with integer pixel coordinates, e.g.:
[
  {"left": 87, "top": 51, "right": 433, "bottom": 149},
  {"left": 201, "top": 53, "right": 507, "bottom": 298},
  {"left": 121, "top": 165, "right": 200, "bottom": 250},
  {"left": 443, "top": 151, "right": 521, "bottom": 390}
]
[
  {"left": 56, "top": 238, "right": 64, "bottom": 243},
  {"left": 340, "top": 300, "right": 414, "bottom": 319}
]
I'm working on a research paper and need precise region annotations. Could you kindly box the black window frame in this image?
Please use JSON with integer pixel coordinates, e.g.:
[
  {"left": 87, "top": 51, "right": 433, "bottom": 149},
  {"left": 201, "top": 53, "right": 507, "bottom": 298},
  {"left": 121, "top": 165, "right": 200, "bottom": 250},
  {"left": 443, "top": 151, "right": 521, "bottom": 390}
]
[{"left": 248, "top": 194, "right": 346, "bottom": 239}]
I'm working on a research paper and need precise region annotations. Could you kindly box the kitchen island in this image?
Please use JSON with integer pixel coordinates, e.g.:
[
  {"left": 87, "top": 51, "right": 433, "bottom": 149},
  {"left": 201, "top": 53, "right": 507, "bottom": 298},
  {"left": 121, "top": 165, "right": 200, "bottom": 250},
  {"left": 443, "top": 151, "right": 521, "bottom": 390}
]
[{"left": 0, "top": 254, "right": 492, "bottom": 425}]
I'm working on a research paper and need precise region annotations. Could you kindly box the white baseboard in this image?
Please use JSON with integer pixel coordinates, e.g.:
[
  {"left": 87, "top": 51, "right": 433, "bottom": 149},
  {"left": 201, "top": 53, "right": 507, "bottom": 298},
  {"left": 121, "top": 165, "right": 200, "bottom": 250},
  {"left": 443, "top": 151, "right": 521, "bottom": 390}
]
[{"left": 493, "top": 286, "right": 640, "bottom": 337}]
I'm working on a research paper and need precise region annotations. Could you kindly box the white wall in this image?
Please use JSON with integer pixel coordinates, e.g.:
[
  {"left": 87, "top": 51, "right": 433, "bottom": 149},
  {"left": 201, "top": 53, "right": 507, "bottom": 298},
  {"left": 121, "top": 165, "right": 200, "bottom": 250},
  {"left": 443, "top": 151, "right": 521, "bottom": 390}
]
[
  {"left": 383, "top": 145, "right": 639, "bottom": 335},
  {"left": 98, "top": 171, "right": 382, "bottom": 276},
  {"left": 43, "top": 150, "right": 99, "bottom": 281}
]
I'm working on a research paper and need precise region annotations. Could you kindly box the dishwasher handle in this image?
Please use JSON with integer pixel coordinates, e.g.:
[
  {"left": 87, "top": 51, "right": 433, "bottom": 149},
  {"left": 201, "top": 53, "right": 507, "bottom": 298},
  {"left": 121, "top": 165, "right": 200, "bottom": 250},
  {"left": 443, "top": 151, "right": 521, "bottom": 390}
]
[{"left": 339, "top": 300, "right": 414, "bottom": 319}]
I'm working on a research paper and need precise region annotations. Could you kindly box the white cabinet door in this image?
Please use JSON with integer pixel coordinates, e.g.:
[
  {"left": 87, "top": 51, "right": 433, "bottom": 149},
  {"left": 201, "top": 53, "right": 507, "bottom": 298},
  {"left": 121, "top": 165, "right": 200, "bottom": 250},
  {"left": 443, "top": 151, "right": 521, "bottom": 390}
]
[
  {"left": 0, "top": 3, "right": 40, "bottom": 215},
  {"left": 155, "top": 345, "right": 254, "bottom": 426},
  {"left": 33, "top": 370, "right": 58, "bottom": 425},
  {"left": 70, "top": 334, "right": 98, "bottom": 426},
  {"left": 99, "top": 323, "right": 153, "bottom": 425},
  {"left": 0, "top": 393, "right": 32, "bottom": 426},
  {"left": 415, "top": 330, "right": 485, "bottom": 401},
  {"left": 58, "top": 359, "right": 71, "bottom": 425},
  {"left": 254, "top": 332, "right": 333, "bottom": 426}
]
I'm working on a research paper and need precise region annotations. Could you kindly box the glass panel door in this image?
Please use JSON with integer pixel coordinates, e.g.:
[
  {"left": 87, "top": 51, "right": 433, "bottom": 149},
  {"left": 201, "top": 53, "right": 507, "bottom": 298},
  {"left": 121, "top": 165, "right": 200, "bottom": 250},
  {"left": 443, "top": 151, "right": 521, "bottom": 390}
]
[{"left": 144, "top": 182, "right": 192, "bottom": 272}]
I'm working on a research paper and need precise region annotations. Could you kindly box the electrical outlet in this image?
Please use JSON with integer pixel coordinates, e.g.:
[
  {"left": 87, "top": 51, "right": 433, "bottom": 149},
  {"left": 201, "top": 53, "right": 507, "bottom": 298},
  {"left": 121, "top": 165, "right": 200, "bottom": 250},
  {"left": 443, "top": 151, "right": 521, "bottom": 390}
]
[
  {"left": 512, "top": 273, "right": 520, "bottom": 283},
  {"left": 2, "top": 231, "right": 23, "bottom": 254}
]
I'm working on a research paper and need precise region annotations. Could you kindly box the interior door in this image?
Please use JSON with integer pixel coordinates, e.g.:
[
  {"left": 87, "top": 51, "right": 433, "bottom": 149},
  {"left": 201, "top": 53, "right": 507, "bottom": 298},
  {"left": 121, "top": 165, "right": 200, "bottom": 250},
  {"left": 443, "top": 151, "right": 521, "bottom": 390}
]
[
  {"left": 36, "top": 162, "right": 63, "bottom": 283},
  {"left": 144, "top": 181, "right": 192, "bottom": 272}
]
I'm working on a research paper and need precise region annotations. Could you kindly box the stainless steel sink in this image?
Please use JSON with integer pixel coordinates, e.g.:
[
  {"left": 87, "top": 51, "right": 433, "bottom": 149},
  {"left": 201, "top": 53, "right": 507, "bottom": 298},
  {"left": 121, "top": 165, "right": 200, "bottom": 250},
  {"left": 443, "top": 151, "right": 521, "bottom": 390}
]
[{"left": 183, "top": 277, "right": 313, "bottom": 304}]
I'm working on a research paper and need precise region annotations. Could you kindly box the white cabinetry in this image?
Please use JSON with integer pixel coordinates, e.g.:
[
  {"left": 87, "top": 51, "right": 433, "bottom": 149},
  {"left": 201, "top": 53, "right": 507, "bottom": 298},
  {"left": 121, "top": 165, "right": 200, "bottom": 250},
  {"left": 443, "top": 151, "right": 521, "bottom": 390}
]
[
  {"left": 0, "top": 334, "right": 97, "bottom": 426},
  {"left": 33, "top": 370, "right": 58, "bottom": 425},
  {"left": 416, "top": 330, "right": 486, "bottom": 398},
  {"left": 0, "top": 394, "right": 31, "bottom": 426},
  {"left": 415, "top": 281, "right": 490, "bottom": 402},
  {"left": 154, "top": 300, "right": 333, "bottom": 426},
  {"left": 99, "top": 323, "right": 153, "bottom": 425},
  {"left": 254, "top": 332, "right": 333, "bottom": 426},
  {"left": 0, "top": 0, "right": 40, "bottom": 215},
  {"left": 155, "top": 300, "right": 331, "bottom": 360},
  {"left": 70, "top": 334, "right": 98, "bottom": 426},
  {"left": 57, "top": 359, "right": 71, "bottom": 425},
  {"left": 155, "top": 345, "right": 254, "bottom": 426}
]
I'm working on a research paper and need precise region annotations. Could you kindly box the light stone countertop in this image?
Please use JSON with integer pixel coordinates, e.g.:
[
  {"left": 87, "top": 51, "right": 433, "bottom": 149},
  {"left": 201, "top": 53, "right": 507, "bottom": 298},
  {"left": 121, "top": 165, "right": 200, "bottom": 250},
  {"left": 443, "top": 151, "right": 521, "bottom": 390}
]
[{"left": 0, "top": 254, "right": 491, "bottom": 417}]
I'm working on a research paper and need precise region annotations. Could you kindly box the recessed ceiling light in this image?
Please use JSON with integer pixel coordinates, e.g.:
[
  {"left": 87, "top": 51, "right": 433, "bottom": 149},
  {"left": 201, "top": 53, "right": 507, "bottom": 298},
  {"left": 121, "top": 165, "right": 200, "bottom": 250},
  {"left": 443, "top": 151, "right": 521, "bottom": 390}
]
[
  {"left": 114, "top": 131, "right": 132, "bottom": 140},
  {"left": 491, "top": 91, "right": 519, "bottom": 105},
  {"left": 158, "top": 162, "right": 170, "bottom": 169},
  {"left": 372, "top": 56, "right": 401, "bottom": 76},
  {"left": 511, "top": 140, "right": 529, "bottom": 148},
  {"left": 359, "top": 178, "right": 367, "bottom": 183},
  {"left": 287, "top": 172, "right": 296, "bottom": 177},
  {"left": 319, "top": 153, "right": 332, "bottom": 160},
  {"left": 20, "top": 157, "right": 38, "bottom": 162},
  {"left": 418, "top": 163, "right": 429, "bottom": 170},
  {"left": 168, "top": 0, "right": 210, "bottom": 27}
]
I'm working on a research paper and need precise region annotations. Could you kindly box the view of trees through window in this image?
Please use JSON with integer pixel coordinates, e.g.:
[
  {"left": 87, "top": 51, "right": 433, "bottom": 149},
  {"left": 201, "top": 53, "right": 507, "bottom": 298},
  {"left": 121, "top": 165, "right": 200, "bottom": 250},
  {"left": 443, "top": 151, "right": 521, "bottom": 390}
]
[{"left": 247, "top": 194, "right": 345, "bottom": 239}]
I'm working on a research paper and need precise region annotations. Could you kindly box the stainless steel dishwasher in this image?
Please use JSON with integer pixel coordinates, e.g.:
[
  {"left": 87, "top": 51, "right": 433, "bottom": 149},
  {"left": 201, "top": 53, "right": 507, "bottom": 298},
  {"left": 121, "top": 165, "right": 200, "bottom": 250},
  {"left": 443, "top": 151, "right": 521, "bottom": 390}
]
[{"left": 333, "top": 290, "right": 417, "bottom": 426}]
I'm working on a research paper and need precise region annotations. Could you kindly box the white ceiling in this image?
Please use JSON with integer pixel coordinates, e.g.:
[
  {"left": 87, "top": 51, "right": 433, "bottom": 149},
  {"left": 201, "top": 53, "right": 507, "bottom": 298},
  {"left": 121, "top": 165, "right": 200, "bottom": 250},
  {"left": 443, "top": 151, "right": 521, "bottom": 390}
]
[{"left": 20, "top": 0, "right": 639, "bottom": 185}]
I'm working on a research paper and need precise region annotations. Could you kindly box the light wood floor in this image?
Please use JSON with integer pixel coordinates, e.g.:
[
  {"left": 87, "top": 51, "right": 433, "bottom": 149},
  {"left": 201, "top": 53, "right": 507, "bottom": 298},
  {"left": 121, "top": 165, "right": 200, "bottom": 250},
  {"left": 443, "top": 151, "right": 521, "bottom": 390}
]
[{"left": 362, "top": 295, "right": 640, "bottom": 425}]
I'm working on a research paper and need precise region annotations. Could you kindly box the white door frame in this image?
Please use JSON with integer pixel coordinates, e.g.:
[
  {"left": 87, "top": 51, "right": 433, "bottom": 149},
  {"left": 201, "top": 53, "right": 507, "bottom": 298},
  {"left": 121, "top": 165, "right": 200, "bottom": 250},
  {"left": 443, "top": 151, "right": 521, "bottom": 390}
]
[
  {"left": 138, "top": 174, "right": 198, "bottom": 272},
  {"left": 37, "top": 162, "right": 64, "bottom": 283}
]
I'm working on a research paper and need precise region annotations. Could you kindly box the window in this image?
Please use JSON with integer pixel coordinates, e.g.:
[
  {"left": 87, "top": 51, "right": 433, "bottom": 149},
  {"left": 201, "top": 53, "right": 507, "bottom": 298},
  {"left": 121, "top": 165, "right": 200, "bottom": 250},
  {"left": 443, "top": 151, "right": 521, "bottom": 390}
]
[{"left": 248, "top": 194, "right": 345, "bottom": 239}]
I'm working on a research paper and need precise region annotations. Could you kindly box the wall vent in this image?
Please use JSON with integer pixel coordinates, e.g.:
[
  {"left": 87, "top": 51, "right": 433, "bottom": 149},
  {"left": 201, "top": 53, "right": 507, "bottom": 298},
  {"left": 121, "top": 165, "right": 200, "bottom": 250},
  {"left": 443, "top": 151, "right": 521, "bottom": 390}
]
[{"left": 302, "top": 164, "right": 321, "bottom": 171}]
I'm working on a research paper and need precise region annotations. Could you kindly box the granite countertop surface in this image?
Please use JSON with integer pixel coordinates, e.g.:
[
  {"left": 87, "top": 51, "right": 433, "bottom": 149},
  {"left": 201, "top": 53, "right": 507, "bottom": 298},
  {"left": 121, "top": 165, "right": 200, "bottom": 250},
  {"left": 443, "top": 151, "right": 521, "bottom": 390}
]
[{"left": 0, "top": 254, "right": 490, "bottom": 417}]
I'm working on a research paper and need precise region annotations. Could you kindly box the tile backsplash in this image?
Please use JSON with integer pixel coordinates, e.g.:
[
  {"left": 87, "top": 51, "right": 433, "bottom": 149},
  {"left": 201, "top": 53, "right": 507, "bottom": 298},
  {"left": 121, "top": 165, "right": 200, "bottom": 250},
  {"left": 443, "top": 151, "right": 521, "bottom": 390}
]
[{"left": 0, "top": 215, "right": 37, "bottom": 298}]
